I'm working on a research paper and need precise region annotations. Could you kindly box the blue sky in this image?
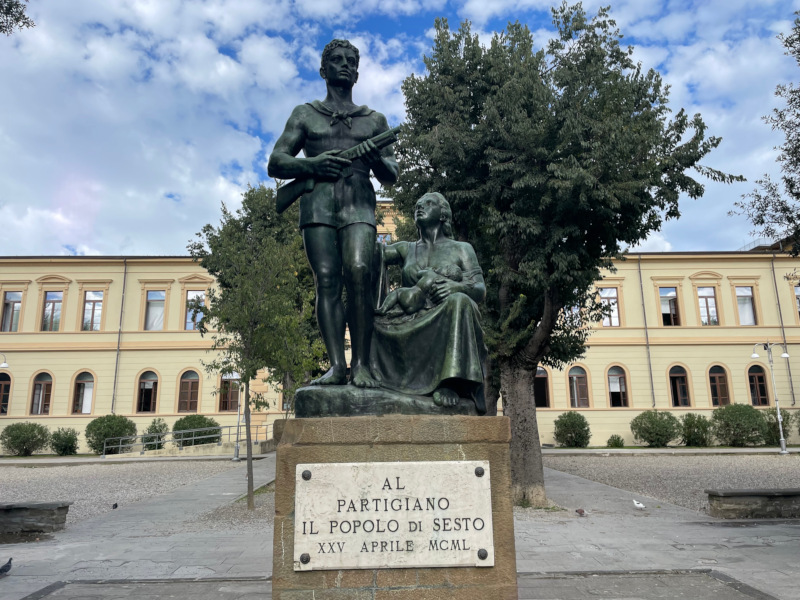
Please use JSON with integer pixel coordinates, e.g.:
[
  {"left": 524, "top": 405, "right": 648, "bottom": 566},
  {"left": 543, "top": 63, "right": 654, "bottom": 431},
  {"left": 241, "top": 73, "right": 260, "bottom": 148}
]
[{"left": 1, "top": 0, "right": 799, "bottom": 256}]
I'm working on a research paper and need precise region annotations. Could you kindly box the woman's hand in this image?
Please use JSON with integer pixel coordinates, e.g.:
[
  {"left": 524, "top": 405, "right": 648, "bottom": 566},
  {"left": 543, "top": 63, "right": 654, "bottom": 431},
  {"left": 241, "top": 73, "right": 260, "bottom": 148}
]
[{"left": 429, "top": 277, "right": 463, "bottom": 304}]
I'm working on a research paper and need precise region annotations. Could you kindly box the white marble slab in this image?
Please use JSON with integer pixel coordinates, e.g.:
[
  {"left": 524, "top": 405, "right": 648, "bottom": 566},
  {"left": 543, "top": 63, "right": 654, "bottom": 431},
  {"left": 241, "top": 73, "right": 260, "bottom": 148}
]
[{"left": 293, "top": 460, "right": 495, "bottom": 571}]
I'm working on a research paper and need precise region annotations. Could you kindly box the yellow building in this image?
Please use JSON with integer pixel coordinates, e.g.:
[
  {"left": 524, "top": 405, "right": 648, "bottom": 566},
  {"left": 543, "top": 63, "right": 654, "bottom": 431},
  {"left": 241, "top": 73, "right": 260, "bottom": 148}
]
[
  {"left": 2, "top": 244, "right": 799, "bottom": 452},
  {"left": 534, "top": 250, "right": 800, "bottom": 445},
  {"left": 0, "top": 256, "right": 284, "bottom": 452}
]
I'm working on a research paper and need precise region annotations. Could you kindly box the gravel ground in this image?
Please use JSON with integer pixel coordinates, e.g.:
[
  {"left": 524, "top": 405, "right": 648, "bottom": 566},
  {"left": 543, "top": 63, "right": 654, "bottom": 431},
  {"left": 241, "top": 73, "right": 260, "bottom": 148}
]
[
  {"left": 544, "top": 454, "right": 800, "bottom": 513},
  {"left": 0, "top": 461, "right": 237, "bottom": 524}
]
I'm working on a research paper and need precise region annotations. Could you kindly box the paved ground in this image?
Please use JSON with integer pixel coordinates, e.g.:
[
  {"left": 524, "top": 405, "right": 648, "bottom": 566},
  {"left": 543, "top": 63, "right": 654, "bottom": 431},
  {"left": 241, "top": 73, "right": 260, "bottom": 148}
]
[{"left": 1, "top": 450, "right": 798, "bottom": 599}]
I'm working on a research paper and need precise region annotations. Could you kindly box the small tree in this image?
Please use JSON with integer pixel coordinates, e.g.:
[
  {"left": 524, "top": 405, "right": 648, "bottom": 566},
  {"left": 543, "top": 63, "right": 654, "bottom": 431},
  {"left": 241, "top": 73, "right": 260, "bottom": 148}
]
[
  {"left": 0, "top": 422, "right": 50, "bottom": 456},
  {"left": 143, "top": 418, "right": 169, "bottom": 451},
  {"left": 763, "top": 407, "right": 795, "bottom": 447},
  {"left": 630, "top": 410, "right": 680, "bottom": 447},
  {"left": 711, "top": 404, "right": 766, "bottom": 447},
  {"left": 173, "top": 415, "right": 221, "bottom": 447},
  {"left": 85, "top": 414, "right": 137, "bottom": 455},
  {"left": 189, "top": 185, "right": 322, "bottom": 509},
  {"left": 553, "top": 412, "right": 591, "bottom": 448},
  {"left": 50, "top": 427, "right": 80, "bottom": 456}
]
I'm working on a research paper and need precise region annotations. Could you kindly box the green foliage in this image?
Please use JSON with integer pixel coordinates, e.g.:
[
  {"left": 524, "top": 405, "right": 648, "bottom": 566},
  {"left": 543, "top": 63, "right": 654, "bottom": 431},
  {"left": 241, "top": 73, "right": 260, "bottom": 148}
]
[
  {"left": 711, "top": 404, "right": 766, "bottom": 447},
  {"left": 143, "top": 418, "right": 169, "bottom": 451},
  {"left": 731, "top": 13, "right": 800, "bottom": 256},
  {"left": 187, "top": 185, "right": 323, "bottom": 407},
  {"left": 0, "top": 422, "right": 51, "bottom": 456},
  {"left": 680, "top": 413, "right": 713, "bottom": 447},
  {"left": 173, "top": 415, "right": 221, "bottom": 447},
  {"left": 762, "top": 407, "right": 795, "bottom": 447},
  {"left": 391, "top": 6, "right": 739, "bottom": 376},
  {"left": 606, "top": 434, "right": 625, "bottom": 448},
  {"left": 85, "top": 414, "right": 137, "bottom": 455},
  {"left": 553, "top": 412, "right": 591, "bottom": 448},
  {"left": 50, "top": 427, "right": 79, "bottom": 456},
  {"left": 630, "top": 410, "right": 680, "bottom": 447},
  {"left": 1, "top": 0, "right": 35, "bottom": 36}
]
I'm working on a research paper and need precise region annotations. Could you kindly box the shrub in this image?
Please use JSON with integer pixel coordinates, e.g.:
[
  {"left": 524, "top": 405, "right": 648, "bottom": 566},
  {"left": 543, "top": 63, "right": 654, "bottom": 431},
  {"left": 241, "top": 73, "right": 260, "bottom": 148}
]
[
  {"left": 553, "top": 412, "right": 591, "bottom": 448},
  {"left": 0, "top": 422, "right": 51, "bottom": 456},
  {"left": 629, "top": 410, "right": 680, "bottom": 447},
  {"left": 606, "top": 434, "right": 625, "bottom": 448},
  {"left": 143, "top": 418, "right": 169, "bottom": 451},
  {"left": 85, "top": 414, "right": 137, "bottom": 455},
  {"left": 711, "top": 404, "right": 766, "bottom": 447},
  {"left": 762, "top": 407, "right": 795, "bottom": 447},
  {"left": 680, "top": 413, "right": 713, "bottom": 447},
  {"left": 50, "top": 427, "right": 80, "bottom": 456},
  {"left": 173, "top": 415, "right": 221, "bottom": 447}
]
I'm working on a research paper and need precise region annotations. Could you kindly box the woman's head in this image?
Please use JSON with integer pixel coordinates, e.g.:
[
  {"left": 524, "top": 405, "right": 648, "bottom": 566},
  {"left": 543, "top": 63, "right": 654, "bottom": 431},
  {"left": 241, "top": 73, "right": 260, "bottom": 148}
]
[{"left": 414, "top": 192, "right": 453, "bottom": 238}]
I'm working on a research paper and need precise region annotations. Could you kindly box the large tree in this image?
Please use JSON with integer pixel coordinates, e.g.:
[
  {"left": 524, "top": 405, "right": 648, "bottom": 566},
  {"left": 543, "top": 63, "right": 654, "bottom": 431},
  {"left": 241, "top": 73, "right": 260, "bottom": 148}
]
[
  {"left": 732, "top": 13, "right": 800, "bottom": 256},
  {"left": 390, "top": 3, "right": 740, "bottom": 504},
  {"left": 1, "top": 0, "right": 34, "bottom": 36},
  {"left": 188, "top": 185, "right": 322, "bottom": 507}
]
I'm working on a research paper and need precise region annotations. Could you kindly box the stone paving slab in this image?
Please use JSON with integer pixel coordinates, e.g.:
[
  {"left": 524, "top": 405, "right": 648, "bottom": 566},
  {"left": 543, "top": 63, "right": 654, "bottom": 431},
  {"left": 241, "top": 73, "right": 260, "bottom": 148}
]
[{"left": 17, "top": 571, "right": 778, "bottom": 600}]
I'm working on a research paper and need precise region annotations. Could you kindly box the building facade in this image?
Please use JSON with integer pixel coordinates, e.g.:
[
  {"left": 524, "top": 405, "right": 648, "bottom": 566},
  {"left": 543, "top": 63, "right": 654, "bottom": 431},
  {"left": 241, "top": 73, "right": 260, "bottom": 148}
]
[
  {"left": 533, "top": 251, "right": 800, "bottom": 445},
  {"left": 0, "top": 256, "right": 284, "bottom": 452}
]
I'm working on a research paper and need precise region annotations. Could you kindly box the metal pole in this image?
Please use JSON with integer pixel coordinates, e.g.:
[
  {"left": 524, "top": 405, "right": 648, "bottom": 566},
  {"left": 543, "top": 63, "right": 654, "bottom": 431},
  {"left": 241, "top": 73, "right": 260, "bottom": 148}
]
[{"left": 766, "top": 344, "right": 789, "bottom": 455}]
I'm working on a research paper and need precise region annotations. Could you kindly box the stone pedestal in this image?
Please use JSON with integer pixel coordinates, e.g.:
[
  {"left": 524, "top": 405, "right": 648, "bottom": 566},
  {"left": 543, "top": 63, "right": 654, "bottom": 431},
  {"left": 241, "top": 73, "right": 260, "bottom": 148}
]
[{"left": 272, "top": 415, "right": 518, "bottom": 599}]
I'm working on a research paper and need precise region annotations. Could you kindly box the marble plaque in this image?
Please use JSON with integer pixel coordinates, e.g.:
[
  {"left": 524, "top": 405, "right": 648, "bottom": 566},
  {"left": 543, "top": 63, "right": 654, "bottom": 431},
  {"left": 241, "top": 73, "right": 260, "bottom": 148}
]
[{"left": 293, "top": 461, "right": 494, "bottom": 571}]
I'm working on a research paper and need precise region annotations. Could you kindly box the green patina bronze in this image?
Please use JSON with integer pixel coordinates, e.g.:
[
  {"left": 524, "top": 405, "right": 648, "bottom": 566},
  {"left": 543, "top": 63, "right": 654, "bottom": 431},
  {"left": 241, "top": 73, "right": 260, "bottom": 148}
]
[{"left": 268, "top": 41, "right": 487, "bottom": 417}]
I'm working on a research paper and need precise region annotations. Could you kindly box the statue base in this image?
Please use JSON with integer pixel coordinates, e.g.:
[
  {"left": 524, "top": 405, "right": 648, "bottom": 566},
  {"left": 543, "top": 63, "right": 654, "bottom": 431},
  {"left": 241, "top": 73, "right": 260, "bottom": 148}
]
[
  {"left": 272, "top": 415, "right": 519, "bottom": 599},
  {"left": 294, "top": 385, "right": 477, "bottom": 418}
]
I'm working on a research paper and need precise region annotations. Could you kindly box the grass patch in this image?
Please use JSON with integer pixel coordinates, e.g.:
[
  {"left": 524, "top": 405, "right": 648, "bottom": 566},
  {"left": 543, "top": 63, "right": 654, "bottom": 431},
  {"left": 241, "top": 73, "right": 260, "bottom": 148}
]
[{"left": 236, "top": 481, "right": 275, "bottom": 502}]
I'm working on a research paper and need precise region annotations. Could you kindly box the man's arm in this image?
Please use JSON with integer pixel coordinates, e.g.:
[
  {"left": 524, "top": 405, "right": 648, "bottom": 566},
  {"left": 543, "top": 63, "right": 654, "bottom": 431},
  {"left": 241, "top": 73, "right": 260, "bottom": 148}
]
[{"left": 267, "top": 106, "right": 351, "bottom": 180}]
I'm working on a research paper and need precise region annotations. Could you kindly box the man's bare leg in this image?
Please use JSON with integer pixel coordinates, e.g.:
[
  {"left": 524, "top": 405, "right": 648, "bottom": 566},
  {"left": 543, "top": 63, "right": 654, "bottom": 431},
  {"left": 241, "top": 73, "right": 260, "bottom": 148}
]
[
  {"left": 340, "top": 223, "right": 379, "bottom": 388},
  {"left": 303, "top": 225, "right": 347, "bottom": 385}
]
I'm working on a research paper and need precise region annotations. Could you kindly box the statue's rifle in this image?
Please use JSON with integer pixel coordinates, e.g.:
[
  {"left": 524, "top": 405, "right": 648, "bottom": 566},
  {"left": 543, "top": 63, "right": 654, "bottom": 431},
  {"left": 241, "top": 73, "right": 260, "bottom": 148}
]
[{"left": 275, "top": 125, "right": 402, "bottom": 214}]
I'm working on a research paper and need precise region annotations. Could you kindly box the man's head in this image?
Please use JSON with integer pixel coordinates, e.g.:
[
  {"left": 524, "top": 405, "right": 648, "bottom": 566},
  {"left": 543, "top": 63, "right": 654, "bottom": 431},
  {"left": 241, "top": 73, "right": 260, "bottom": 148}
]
[{"left": 320, "top": 39, "right": 360, "bottom": 87}]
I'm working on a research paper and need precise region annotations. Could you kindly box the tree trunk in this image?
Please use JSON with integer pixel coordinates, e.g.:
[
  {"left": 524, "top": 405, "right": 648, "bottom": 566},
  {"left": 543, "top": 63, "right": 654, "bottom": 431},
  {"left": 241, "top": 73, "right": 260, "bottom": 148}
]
[
  {"left": 244, "top": 380, "right": 254, "bottom": 510},
  {"left": 483, "top": 355, "right": 499, "bottom": 416},
  {"left": 500, "top": 361, "right": 546, "bottom": 507}
]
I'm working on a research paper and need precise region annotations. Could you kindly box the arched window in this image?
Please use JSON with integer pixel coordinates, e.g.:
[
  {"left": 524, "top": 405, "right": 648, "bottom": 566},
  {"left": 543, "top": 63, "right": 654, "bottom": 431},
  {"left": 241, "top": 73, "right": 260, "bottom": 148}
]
[
  {"left": 219, "top": 373, "right": 240, "bottom": 412},
  {"left": 533, "top": 367, "right": 549, "bottom": 408},
  {"left": 179, "top": 370, "right": 199, "bottom": 412},
  {"left": 709, "top": 366, "right": 729, "bottom": 406},
  {"left": 568, "top": 366, "right": 589, "bottom": 408},
  {"left": 669, "top": 366, "right": 690, "bottom": 407},
  {"left": 0, "top": 373, "right": 10, "bottom": 415},
  {"left": 137, "top": 371, "right": 158, "bottom": 413},
  {"left": 31, "top": 373, "right": 52, "bottom": 415},
  {"left": 748, "top": 365, "right": 769, "bottom": 406},
  {"left": 72, "top": 372, "right": 94, "bottom": 414},
  {"left": 608, "top": 366, "right": 628, "bottom": 407}
]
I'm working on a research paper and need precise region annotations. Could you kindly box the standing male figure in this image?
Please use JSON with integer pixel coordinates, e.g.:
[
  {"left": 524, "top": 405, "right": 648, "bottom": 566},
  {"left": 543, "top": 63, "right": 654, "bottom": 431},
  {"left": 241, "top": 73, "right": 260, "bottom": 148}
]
[{"left": 268, "top": 39, "right": 399, "bottom": 387}]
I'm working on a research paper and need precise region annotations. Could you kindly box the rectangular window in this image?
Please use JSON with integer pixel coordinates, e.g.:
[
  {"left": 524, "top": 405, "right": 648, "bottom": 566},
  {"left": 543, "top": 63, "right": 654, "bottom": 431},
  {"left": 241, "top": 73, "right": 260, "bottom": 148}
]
[
  {"left": 670, "top": 375, "right": 690, "bottom": 407},
  {"left": 138, "top": 379, "right": 157, "bottom": 412},
  {"left": 794, "top": 285, "right": 799, "bottom": 321},
  {"left": 41, "top": 291, "right": 63, "bottom": 331},
  {"left": 697, "top": 287, "right": 719, "bottom": 326},
  {"left": 185, "top": 290, "right": 205, "bottom": 330},
  {"left": 749, "top": 373, "right": 769, "bottom": 406},
  {"left": 219, "top": 379, "right": 239, "bottom": 412},
  {"left": 31, "top": 382, "right": 52, "bottom": 414},
  {"left": 599, "top": 288, "right": 620, "bottom": 327},
  {"left": 73, "top": 381, "right": 93, "bottom": 414},
  {"left": 179, "top": 380, "right": 199, "bottom": 412},
  {"left": 659, "top": 287, "right": 680, "bottom": 326},
  {"left": 145, "top": 290, "right": 165, "bottom": 330},
  {"left": 1, "top": 291, "right": 22, "bottom": 332},
  {"left": 709, "top": 374, "right": 729, "bottom": 406},
  {"left": 82, "top": 291, "right": 103, "bottom": 331},
  {"left": 736, "top": 286, "right": 756, "bottom": 326},
  {"left": 569, "top": 376, "right": 589, "bottom": 408}
]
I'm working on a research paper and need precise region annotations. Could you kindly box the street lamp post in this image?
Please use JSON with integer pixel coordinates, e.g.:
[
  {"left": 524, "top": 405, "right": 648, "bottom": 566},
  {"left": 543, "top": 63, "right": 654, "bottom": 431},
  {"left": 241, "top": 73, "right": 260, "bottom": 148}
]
[{"left": 751, "top": 342, "right": 791, "bottom": 455}]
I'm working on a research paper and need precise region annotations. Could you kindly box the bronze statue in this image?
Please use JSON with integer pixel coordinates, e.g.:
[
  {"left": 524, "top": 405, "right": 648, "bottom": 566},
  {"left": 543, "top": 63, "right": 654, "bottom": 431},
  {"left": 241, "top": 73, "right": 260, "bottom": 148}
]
[{"left": 268, "top": 39, "right": 399, "bottom": 388}]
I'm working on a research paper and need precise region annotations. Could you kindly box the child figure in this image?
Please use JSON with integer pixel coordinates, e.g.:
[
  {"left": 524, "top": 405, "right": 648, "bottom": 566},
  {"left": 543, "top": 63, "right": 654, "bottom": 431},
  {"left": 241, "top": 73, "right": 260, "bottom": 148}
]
[{"left": 376, "top": 264, "right": 463, "bottom": 316}]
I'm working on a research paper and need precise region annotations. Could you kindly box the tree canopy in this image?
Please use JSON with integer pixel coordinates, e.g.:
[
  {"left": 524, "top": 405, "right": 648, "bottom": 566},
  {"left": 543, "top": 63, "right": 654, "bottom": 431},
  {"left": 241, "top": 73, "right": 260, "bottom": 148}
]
[
  {"left": 732, "top": 13, "right": 800, "bottom": 256},
  {"left": 1, "top": 0, "right": 34, "bottom": 36},
  {"left": 390, "top": 3, "right": 739, "bottom": 503}
]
